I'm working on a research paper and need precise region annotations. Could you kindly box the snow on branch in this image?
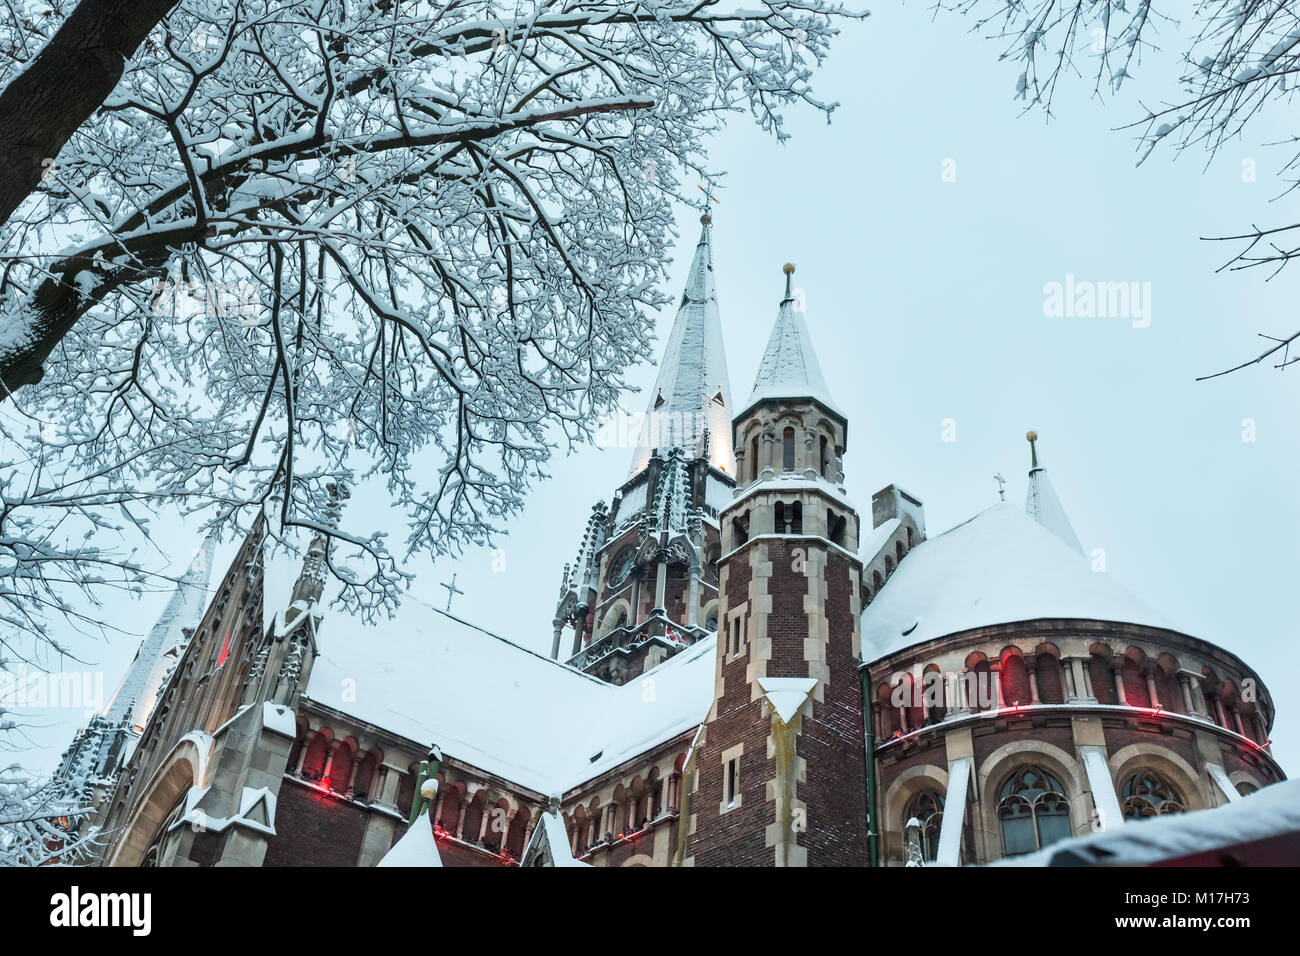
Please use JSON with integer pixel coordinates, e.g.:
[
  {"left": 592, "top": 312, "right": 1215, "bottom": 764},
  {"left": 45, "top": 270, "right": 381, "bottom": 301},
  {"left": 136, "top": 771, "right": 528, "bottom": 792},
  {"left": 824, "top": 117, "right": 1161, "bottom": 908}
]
[{"left": 0, "top": 0, "right": 859, "bottom": 721}]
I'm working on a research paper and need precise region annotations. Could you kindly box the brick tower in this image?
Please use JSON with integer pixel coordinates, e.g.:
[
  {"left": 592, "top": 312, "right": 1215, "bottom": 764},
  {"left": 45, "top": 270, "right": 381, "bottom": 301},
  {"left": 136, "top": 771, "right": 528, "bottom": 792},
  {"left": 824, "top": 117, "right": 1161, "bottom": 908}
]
[{"left": 682, "top": 264, "right": 869, "bottom": 866}]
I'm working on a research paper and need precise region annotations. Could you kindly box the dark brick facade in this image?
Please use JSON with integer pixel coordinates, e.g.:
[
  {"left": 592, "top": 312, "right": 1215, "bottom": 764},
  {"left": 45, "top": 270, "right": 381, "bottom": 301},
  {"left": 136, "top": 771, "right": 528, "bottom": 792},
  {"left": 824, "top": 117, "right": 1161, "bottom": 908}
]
[{"left": 264, "top": 778, "right": 369, "bottom": 867}]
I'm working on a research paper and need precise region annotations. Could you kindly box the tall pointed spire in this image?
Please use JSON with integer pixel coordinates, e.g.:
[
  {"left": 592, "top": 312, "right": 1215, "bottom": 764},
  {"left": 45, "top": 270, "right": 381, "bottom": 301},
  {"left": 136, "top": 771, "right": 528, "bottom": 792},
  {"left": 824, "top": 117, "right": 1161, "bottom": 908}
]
[
  {"left": 1024, "top": 430, "right": 1084, "bottom": 555},
  {"left": 628, "top": 214, "right": 734, "bottom": 476},
  {"left": 103, "top": 531, "right": 218, "bottom": 733},
  {"left": 745, "top": 263, "right": 838, "bottom": 415}
]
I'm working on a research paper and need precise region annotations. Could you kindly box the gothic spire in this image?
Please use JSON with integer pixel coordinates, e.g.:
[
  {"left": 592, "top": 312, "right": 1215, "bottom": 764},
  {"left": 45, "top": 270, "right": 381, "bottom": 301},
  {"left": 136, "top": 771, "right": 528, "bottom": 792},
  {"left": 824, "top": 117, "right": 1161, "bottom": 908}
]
[
  {"left": 745, "top": 263, "right": 837, "bottom": 415},
  {"left": 1024, "top": 430, "right": 1084, "bottom": 555},
  {"left": 102, "top": 530, "right": 218, "bottom": 733},
  {"left": 628, "top": 214, "right": 735, "bottom": 477}
]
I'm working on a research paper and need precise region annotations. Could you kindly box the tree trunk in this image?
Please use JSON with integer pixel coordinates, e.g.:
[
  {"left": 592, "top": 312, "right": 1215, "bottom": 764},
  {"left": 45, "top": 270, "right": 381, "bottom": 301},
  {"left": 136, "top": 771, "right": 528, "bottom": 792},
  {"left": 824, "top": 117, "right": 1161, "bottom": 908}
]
[{"left": 0, "top": 0, "right": 179, "bottom": 227}]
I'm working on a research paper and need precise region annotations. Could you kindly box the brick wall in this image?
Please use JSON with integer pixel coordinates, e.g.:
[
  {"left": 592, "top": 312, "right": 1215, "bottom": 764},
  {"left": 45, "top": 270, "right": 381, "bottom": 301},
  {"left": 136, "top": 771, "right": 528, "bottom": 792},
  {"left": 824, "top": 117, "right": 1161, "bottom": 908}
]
[
  {"left": 688, "top": 541, "right": 870, "bottom": 866},
  {"left": 264, "top": 779, "right": 369, "bottom": 866},
  {"left": 688, "top": 546, "right": 775, "bottom": 866},
  {"left": 797, "top": 550, "right": 869, "bottom": 866}
]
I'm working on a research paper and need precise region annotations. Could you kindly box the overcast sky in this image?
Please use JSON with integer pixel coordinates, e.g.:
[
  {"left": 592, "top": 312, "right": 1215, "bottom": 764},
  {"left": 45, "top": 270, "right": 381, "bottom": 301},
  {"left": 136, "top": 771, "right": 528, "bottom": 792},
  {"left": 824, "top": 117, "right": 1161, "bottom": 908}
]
[{"left": 17, "top": 5, "right": 1298, "bottom": 779}]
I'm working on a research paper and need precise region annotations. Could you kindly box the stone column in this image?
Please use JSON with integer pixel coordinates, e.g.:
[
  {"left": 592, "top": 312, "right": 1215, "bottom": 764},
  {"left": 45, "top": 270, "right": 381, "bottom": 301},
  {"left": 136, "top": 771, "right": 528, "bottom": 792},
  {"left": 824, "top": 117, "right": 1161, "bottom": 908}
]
[
  {"left": 1025, "top": 657, "right": 1041, "bottom": 705},
  {"left": 954, "top": 670, "right": 970, "bottom": 714},
  {"left": 454, "top": 801, "right": 467, "bottom": 840},
  {"left": 992, "top": 665, "right": 1005, "bottom": 710},
  {"left": 1252, "top": 713, "right": 1268, "bottom": 745},
  {"left": 347, "top": 753, "right": 363, "bottom": 795},
  {"left": 1062, "top": 658, "right": 1078, "bottom": 701},
  {"left": 321, "top": 740, "right": 340, "bottom": 785},
  {"left": 1179, "top": 673, "right": 1195, "bottom": 714},
  {"left": 687, "top": 568, "right": 700, "bottom": 627},
  {"left": 551, "top": 619, "right": 564, "bottom": 659},
  {"left": 1143, "top": 665, "right": 1160, "bottom": 709},
  {"left": 1111, "top": 656, "right": 1127, "bottom": 706},
  {"left": 293, "top": 737, "right": 310, "bottom": 775}
]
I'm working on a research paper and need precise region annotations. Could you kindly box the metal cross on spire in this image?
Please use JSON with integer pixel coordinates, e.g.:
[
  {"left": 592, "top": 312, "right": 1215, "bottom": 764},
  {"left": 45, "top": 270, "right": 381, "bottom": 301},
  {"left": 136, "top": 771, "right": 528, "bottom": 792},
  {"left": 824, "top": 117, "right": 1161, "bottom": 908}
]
[
  {"left": 440, "top": 573, "right": 464, "bottom": 612},
  {"left": 697, "top": 181, "right": 721, "bottom": 213},
  {"left": 994, "top": 473, "right": 1006, "bottom": 501}
]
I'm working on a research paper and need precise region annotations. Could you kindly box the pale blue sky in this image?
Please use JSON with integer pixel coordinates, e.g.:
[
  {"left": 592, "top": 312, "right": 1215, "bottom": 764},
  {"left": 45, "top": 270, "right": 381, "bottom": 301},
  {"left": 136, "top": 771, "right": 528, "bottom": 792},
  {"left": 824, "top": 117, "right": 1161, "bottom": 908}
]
[{"left": 18, "top": 6, "right": 1298, "bottom": 777}]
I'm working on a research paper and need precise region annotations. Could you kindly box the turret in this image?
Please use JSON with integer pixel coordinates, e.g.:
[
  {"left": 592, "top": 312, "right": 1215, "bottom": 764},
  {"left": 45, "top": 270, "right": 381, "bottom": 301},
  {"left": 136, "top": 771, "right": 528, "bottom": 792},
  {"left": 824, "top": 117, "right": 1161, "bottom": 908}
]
[{"left": 683, "top": 265, "right": 869, "bottom": 867}]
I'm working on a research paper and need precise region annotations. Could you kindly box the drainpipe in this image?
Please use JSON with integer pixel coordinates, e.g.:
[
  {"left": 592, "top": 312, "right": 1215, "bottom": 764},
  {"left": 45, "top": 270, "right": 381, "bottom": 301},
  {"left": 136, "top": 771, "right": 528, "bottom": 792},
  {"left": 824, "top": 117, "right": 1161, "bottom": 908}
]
[{"left": 859, "top": 661, "right": 880, "bottom": 867}]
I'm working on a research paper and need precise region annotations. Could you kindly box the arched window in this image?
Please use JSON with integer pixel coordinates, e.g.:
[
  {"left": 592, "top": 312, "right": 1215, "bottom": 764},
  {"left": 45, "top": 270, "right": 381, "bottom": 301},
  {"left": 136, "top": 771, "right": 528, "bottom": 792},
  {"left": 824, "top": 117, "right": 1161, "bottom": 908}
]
[
  {"left": 997, "top": 766, "right": 1071, "bottom": 856},
  {"left": 790, "top": 501, "right": 802, "bottom": 534},
  {"left": 873, "top": 569, "right": 884, "bottom": 591},
  {"left": 604, "top": 608, "right": 627, "bottom": 634},
  {"left": 782, "top": 427, "right": 795, "bottom": 471},
  {"left": 922, "top": 665, "right": 947, "bottom": 723},
  {"left": 1121, "top": 771, "right": 1185, "bottom": 819},
  {"left": 732, "top": 512, "right": 749, "bottom": 546},
  {"left": 704, "top": 609, "right": 718, "bottom": 632},
  {"left": 774, "top": 501, "right": 787, "bottom": 534},
  {"left": 819, "top": 435, "right": 829, "bottom": 475},
  {"left": 905, "top": 791, "right": 945, "bottom": 862},
  {"left": 750, "top": 435, "right": 760, "bottom": 482},
  {"left": 828, "top": 511, "right": 846, "bottom": 547},
  {"left": 1035, "top": 652, "right": 1065, "bottom": 704},
  {"left": 1235, "top": 780, "right": 1259, "bottom": 797}
]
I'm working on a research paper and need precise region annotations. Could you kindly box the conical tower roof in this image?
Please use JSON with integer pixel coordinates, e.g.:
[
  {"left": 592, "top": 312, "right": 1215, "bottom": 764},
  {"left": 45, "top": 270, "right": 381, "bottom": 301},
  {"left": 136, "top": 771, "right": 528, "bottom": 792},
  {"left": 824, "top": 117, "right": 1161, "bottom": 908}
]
[
  {"left": 1024, "top": 431, "right": 1083, "bottom": 555},
  {"left": 628, "top": 214, "right": 734, "bottom": 476},
  {"left": 743, "top": 264, "right": 840, "bottom": 419}
]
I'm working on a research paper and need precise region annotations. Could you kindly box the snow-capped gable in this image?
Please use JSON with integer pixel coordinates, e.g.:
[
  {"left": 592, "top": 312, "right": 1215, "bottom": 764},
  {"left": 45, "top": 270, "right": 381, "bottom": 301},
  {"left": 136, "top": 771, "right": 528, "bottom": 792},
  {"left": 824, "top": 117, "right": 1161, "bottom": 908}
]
[
  {"left": 377, "top": 816, "right": 443, "bottom": 867},
  {"left": 861, "top": 503, "right": 1174, "bottom": 661},
  {"left": 522, "top": 808, "right": 591, "bottom": 867}
]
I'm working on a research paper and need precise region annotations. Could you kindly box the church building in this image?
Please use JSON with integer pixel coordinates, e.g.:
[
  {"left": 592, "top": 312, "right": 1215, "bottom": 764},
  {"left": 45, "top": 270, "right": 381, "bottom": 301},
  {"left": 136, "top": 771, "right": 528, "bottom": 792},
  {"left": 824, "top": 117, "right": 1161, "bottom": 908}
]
[{"left": 59, "top": 215, "right": 1287, "bottom": 867}]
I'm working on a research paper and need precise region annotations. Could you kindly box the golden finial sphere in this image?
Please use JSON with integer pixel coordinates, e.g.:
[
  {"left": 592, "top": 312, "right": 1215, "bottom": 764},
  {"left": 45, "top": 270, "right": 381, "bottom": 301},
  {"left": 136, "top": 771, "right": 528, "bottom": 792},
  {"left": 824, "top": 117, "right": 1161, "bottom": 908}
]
[
  {"left": 783, "top": 263, "right": 795, "bottom": 275},
  {"left": 1026, "top": 430, "right": 1038, "bottom": 442},
  {"left": 701, "top": 213, "right": 712, "bottom": 225}
]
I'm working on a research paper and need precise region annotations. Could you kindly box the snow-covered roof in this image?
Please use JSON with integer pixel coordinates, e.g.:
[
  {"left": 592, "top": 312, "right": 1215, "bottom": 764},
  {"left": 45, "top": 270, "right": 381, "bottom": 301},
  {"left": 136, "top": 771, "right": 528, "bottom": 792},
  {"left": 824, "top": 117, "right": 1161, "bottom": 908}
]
[
  {"left": 305, "top": 597, "right": 715, "bottom": 794},
  {"left": 861, "top": 503, "right": 1174, "bottom": 661},
  {"left": 377, "top": 815, "right": 443, "bottom": 867},
  {"left": 628, "top": 217, "right": 734, "bottom": 477},
  {"left": 995, "top": 779, "right": 1300, "bottom": 866},
  {"left": 743, "top": 271, "right": 839, "bottom": 418}
]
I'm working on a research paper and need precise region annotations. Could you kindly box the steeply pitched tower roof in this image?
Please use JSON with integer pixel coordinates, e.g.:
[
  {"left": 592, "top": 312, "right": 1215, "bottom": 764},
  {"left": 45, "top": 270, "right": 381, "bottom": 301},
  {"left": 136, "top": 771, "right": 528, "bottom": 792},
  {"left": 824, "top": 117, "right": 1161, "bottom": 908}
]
[
  {"left": 744, "top": 264, "right": 839, "bottom": 417},
  {"left": 1024, "top": 431, "right": 1084, "bottom": 555},
  {"left": 628, "top": 214, "right": 734, "bottom": 476},
  {"left": 103, "top": 532, "right": 218, "bottom": 733}
]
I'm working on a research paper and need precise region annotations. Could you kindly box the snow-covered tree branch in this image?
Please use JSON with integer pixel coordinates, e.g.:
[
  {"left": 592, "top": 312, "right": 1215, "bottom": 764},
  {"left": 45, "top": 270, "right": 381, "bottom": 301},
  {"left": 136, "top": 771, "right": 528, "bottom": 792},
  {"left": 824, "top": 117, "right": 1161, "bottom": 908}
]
[
  {"left": 0, "top": 763, "right": 100, "bottom": 865},
  {"left": 940, "top": 0, "right": 1300, "bottom": 377},
  {"left": 0, "top": 0, "right": 857, "bottom": 680}
]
